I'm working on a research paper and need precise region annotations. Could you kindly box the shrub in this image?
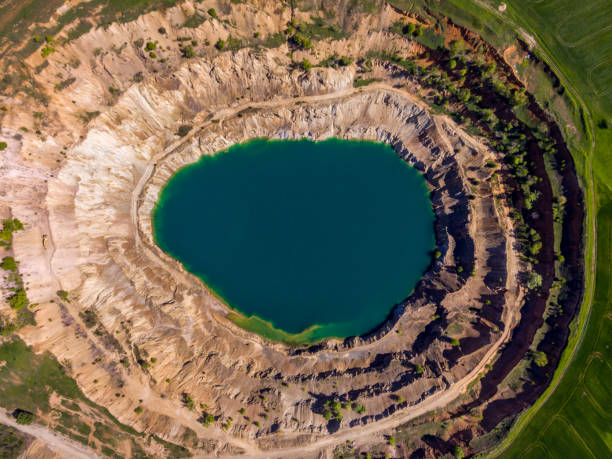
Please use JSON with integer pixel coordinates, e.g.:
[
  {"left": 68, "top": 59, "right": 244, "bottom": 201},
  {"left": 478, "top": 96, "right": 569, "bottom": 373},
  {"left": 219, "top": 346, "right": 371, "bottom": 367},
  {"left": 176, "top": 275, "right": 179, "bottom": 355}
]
[
  {"left": 208, "top": 8, "right": 216, "bottom": 17},
  {"left": 134, "top": 406, "right": 143, "bottom": 414},
  {"left": 215, "top": 39, "right": 225, "bottom": 50},
  {"left": 450, "top": 338, "right": 460, "bottom": 347},
  {"left": 452, "top": 445, "right": 465, "bottom": 459},
  {"left": 448, "top": 59, "right": 457, "bottom": 69},
  {"left": 388, "top": 436, "right": 396, "bottom": 446},
  {"left": 339, "top": 56, "right": 352, "bottom": 66},
  {"left": 145, "top": 41, "right": 157, "bottom": 51},
  {"left": 57, "top": 290, "right": 69, "bottom": 301},
  {"left": 301, "top": 58, "right": 312, "bottom": 71},
  {"left": 415, "top": 364, "right": 424, "bottom": 374},
  {"left": 434, "top": 250, "right": 442, "bottom": 259},
  {"left": 0, "top": 142, "right": 7, "bottom": 151},
  {"left": 176, "top": 125, "right": 192, "bottom": 137}
]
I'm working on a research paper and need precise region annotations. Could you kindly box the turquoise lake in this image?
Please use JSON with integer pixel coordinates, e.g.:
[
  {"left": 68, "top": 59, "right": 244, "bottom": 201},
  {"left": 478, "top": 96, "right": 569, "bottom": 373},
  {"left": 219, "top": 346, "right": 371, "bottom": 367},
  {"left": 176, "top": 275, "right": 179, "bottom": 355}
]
[{"left": 152, "top": 138, "right": 435, "bottom": 343}]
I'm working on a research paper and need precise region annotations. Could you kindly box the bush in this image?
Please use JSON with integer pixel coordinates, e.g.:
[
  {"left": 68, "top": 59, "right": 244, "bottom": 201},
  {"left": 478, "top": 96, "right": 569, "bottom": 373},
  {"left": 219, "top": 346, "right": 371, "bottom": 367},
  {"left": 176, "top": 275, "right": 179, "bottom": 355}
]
[
  {"left": 339, "top": 56, "right": 352, "bottom": 66},
  {"left": 452, "top": 445, "right": 465, "bottom": 459},
  {"left": 208, "top": 8, "right": 216, "bottom": 17},
  {"left": 415, "top": 364, "right": 424, "bottom": 374},
  {"left": 450, "top": 338, "right": 460, "bottom": 347},
  {"left": 434, "top": 250, "right": 442, "bottom": 259},
  {"left": 301, "top": 58, "right": 312, "bottom": 71},
  {"left": 388, "top": 436, "right": 396, "bottom": 446},
  {"left": 215, "top": 38, "right": 225, "bottom": 50},
  {"left": 176, "top": 125, "right": 192, "bottom": 137},
  {"left": 0, "top": 141, "right": 7, "bottom": 151},
  {"left": 145, "top": 41, "right": 157, "bottom": 51},
  {"left": 134, "top": 406, "right": 143, "bottom": 414}
]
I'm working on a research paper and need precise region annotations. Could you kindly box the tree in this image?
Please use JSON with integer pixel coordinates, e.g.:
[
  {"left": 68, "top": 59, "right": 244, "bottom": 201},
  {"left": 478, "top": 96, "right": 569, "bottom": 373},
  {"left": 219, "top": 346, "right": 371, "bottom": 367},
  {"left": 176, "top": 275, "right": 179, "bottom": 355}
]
[
  {"left": 15, "top": 410, "right": 34, "bottom": 425},
  {"left": 301, "top": 58, "right": 312, "bottom": 71},
  {"left": 526, "top": 271, "right": 542, "bottom": 290},
  {"left": 403, "top": 23, "right": 416, "bottom": 35},
  {"left": 176, "top": 125, "right": 192, "bottom": 137},
  {"left": 8, "top": 288, "right": 28, "bottom": 310},
  {"left": 448, "top": 59, "right": 457, "bottom": 69},
  {"left": 182, "top": 393, "right": 195, "bottom": 410},
  {"left": 388, "top": 436, "right": 396, "bottom": 446},
  {"left": 215, "top": 38, "right": 225, "bottom": 50},
  {"left": 201, "top": 413, "right": 215, "bottom": 426},
  {"left": 533, "top": 350, "right": 548, "bottom": 367},
  {"left": 416, "top": 25, "right": 423, "bottom": 37},
  {"left": 450, "top": 338, "right": 460, "bottom": 347},
  {"left": 208, "top": 8, "right": 216, "bottom": 17},
  {"left": 415, "top": 364, "right": 424, "bottom": 374},
  {"left": 434, "top": 250, "right": 442, "bottom": 259},
  {"left": 452, "top": 445, "right": 465, "bottom": 459},
  {"left": 181, "top": 45, "right": 195, "bottom": 58},
  {"left": 0, "top": 142, "right": 7, "bottom": 151},
  {"left": 1, "top": 256, "right": 17, "bottom": 272},
  {"left": 289, "top": 33, "right": 312, "bottom": 50}
]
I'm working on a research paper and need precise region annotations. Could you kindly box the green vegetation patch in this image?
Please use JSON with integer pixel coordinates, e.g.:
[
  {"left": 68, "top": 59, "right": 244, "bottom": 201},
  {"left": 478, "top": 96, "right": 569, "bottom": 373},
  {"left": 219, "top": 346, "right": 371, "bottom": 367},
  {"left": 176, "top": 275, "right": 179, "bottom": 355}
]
[{"left": 0, "top": 423, "right": 27, "bottom": 458}]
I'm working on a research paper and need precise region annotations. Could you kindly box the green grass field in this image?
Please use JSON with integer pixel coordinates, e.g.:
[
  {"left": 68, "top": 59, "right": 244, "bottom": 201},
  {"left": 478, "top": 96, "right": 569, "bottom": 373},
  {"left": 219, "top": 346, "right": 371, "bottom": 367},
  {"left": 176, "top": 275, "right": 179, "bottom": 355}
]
[{"left": 390, "top": 1, "right": 611, "bottom": 457}]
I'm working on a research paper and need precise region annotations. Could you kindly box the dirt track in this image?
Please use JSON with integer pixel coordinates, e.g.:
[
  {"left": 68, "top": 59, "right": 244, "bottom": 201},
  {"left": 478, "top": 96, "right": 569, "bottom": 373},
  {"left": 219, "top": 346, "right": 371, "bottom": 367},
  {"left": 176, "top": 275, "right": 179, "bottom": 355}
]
[{"left": 0, "top": 411, "right": 100, "bottom": 459}]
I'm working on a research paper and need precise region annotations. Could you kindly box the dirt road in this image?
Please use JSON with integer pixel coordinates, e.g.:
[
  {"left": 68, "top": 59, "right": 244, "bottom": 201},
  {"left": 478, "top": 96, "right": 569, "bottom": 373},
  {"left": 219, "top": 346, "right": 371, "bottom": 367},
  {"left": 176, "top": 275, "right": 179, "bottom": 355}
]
[{"left": 0, "top": 411, "right": 100, "bottom": 459}]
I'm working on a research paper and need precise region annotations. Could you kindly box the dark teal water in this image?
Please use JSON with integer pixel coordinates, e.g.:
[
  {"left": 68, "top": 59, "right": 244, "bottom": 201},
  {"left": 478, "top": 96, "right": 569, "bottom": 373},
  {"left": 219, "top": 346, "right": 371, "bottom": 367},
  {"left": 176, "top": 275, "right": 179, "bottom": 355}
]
[{"left": 153, "top": 138, "right": 434, "bottom": 341}]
